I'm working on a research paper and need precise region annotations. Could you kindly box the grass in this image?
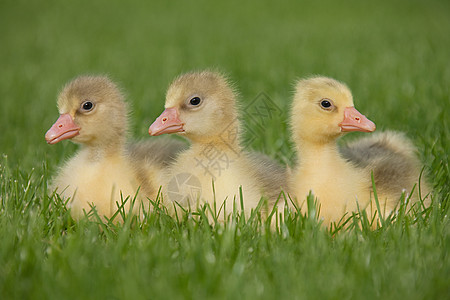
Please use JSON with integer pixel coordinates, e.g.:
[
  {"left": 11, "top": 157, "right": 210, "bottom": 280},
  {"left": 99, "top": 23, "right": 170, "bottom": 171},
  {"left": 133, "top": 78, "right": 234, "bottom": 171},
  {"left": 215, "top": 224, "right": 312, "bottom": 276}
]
[{"left": 0, "top": 0, "right": 449, "bottom": 299}]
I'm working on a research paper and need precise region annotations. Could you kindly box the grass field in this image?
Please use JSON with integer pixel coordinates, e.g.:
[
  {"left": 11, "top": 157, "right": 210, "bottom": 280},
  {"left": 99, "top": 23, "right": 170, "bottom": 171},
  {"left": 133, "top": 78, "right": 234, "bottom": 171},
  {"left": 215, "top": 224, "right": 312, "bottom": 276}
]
[{"left": 1, "top": 0, "right": 449, "bottom": 299}]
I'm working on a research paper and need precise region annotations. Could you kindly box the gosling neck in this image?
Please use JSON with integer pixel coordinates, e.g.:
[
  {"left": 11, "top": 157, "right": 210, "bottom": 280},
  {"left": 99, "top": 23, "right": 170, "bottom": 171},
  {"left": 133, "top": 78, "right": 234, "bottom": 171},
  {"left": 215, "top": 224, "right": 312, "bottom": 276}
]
[
  {"left": 80, "top": 136, "right": 126, "bottom": 162},
  {"left": 187, "top": 121, "right": 242, "bottom": 155},
  {"left": 295, "top": 138, "right": 343, "bottom": 170}
]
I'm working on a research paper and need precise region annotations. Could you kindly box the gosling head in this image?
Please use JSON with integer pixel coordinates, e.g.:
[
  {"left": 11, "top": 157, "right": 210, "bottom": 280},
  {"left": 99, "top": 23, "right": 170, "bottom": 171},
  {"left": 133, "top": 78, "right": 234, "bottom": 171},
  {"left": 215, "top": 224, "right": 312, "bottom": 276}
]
[
  {"left": 149, "top": 71, "right": 239, "bottom": 144},
  {"left": 291, "top": 76, "right": 375, "bottom": 145},
  {"left": 45, "top": 75, "right": 128, "bottom": 148}
]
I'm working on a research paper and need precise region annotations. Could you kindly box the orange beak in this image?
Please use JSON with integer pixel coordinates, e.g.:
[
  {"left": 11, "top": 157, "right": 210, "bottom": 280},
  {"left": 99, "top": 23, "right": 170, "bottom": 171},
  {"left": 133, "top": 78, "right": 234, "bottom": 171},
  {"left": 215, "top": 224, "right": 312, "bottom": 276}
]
[
  {"left": 149, "top": 107, "right": 185, "bottom": 136},
  {"left": 45, "top": 113, "right": 81, "bottom": 144},
  {"left": 339, "top": 107, "right": 376, "bottom": 133}
]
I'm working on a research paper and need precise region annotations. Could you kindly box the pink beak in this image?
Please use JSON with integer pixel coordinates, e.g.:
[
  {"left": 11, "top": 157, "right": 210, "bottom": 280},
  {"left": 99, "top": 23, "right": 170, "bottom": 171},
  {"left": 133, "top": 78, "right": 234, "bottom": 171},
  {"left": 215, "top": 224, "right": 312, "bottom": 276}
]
[
  {"left": 45, "top": 114, "right": 81, "bottom": 144},
  {"left": 149, "top": 107, "right": 185, "bottom": 136},
  {"left": 339, "top": 107, "right": 376, "bottom": 133}
]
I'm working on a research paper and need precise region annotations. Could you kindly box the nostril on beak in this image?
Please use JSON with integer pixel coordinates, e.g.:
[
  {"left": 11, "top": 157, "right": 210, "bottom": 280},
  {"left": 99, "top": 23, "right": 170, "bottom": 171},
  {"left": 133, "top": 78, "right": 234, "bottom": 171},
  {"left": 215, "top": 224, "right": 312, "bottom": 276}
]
[
  {"left": 355, "top": 117, "right": 360, "bottom": 122},
  {"left": 162, "top": 117, "right": 168, "bottom": 123},
  {"left": 58, "top": 124, "right": 63, "bottom": 128}
]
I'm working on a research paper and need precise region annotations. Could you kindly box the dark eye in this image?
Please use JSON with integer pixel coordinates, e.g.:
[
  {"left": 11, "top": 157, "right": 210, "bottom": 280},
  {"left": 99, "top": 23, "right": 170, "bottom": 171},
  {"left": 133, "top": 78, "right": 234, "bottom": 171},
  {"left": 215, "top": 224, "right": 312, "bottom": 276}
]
[
  {"left": 320, "top": 99, "right": 332, "bottom": 109},
  {"left": 81, "top": 101, "right": 94, "bottom": 111},
  {"left": 189, "top": 97, "right": 201, "bottom": 106}
]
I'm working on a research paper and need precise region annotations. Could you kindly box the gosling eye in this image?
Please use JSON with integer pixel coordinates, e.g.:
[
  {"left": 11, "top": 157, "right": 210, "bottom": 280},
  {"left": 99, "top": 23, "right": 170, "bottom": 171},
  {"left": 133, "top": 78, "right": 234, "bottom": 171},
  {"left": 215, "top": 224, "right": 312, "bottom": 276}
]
[
  {"left": 81, "top": 100, "right": 94, "bottom": 112},
  {"left": 189, "top": 96, "right": 202, "bottom": 106},
  {"left": 319, "top": 99, "right": 333, "bottom": 110}
]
